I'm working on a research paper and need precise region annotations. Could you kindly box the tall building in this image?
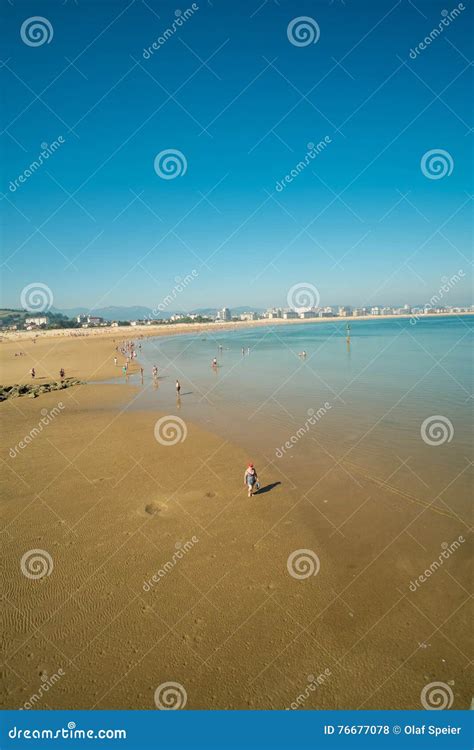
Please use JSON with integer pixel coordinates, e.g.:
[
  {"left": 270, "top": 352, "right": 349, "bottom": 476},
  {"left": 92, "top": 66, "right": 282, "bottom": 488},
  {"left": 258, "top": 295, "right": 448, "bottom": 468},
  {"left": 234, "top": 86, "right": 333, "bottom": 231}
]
[{"left": 217, "top": 307, "right": 232, "bottom": 321}]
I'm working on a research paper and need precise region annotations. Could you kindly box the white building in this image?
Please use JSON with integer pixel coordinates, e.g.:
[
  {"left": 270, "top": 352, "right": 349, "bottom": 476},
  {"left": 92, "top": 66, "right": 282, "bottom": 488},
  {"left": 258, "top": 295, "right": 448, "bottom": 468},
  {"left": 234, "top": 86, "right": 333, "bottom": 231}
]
[
  {"left": 240, "top": 312, "right": 258, "bottom": 321},
  {"left": 218, "top": 307, "right": 232, "bottom": 321},
  {"left": 25, "top": 316, "right": 48, "bottom": 326}
]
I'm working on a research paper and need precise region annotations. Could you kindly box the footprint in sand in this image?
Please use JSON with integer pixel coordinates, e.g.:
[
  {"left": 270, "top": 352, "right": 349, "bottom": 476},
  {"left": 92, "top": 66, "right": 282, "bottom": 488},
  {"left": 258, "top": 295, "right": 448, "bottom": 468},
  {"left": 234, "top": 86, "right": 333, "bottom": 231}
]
[{"left": 144, "top": 502, "right": 162, "bottom": 516}]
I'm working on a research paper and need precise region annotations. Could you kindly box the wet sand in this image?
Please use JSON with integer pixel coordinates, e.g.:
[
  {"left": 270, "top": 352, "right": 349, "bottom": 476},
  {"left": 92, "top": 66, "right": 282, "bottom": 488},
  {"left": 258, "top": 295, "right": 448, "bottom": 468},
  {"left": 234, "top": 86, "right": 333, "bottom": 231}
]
[{"left": 0, "top": 336, "right": 472, "bottom": 710}]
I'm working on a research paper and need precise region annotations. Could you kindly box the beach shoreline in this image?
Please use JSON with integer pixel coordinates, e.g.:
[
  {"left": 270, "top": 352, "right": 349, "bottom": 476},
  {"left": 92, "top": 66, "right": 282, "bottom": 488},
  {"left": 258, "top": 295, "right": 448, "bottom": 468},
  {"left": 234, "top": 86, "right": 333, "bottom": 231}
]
[{"left": 2, "top": 311, "right": 472, "bottom": 345}]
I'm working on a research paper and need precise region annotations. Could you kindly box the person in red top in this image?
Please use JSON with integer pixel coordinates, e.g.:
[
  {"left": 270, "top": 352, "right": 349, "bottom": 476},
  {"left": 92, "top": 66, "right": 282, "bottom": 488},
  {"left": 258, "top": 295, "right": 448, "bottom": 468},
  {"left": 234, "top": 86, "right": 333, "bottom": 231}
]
[{"left": 244, "top": 463, "right": 259, "bottom": 497}]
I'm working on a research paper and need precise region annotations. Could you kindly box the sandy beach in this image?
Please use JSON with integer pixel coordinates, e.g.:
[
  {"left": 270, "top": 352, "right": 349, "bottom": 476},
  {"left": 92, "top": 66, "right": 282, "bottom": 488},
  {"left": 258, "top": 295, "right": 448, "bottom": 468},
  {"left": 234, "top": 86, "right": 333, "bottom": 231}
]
[{"left": 1, "top": 323, "right": 472, "bottom": 710}]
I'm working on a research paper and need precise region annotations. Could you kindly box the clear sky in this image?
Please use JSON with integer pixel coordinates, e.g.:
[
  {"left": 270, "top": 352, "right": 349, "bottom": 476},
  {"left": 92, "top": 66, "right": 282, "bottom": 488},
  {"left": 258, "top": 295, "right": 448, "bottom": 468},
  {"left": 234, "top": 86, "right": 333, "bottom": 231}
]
[{"left": 1, "top": 0, "right": 472, "bottom": 311}]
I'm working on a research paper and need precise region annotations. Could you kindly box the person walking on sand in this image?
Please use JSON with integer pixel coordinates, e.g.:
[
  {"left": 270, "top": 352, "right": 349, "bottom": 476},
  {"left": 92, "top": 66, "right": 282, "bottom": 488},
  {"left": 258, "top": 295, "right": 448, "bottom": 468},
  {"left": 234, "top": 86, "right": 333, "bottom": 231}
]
[
  {"left": 30, "top": 367, "right": 35, "bottom": 379},
  {"left": 244, "top": 463, "right": 259, "bottom": 498},
  {"left": 114, "top": 356, "right": 117, "bottom": 366},
  {"left": 176, "top": 379, "right": 181, "bottom": 395},
  {"left": 59, "top": 368, "right": 65, "bottom": 380}
]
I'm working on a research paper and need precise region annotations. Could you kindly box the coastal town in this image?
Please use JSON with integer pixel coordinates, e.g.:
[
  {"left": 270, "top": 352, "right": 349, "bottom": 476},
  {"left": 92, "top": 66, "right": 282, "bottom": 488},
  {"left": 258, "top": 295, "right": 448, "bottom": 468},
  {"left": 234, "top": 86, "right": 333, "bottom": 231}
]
[{"left": 1, "top": 303, "right": 473, "bottom": 333}]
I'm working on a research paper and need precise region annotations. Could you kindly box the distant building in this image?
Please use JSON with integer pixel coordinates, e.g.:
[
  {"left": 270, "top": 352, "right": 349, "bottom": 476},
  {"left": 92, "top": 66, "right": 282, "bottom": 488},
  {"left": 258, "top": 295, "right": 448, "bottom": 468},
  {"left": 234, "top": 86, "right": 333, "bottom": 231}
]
[
  {"left": 283, "top": 310, "right": 299, "bottom": 319},
  {"left": 218, "top": 307, "right": 232, "bottom": 322},
  {"left": 265, "top": 308, "right": 282, "bottom": 319},
  {"left": 338, "top": 306, "right": 352, "bottom": 317},
  {"left": 25, "top": 316, "right": 48, "bottom": 326},
  {"left": 77, "top": 314, "right": 104, "bottom": 326},
  {"left": 299, "top": 310, "right": 316, "bottom": 319},
  {"left": 240, "top": 312, "right": 258, "bottom": 321}
]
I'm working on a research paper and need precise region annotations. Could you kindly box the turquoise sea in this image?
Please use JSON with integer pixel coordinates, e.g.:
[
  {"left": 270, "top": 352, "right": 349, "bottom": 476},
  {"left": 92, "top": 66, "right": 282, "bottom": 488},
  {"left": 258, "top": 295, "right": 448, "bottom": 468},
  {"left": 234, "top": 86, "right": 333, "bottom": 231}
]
[{"left": 128, "top": 315, "right": 472, "bottom": 517}]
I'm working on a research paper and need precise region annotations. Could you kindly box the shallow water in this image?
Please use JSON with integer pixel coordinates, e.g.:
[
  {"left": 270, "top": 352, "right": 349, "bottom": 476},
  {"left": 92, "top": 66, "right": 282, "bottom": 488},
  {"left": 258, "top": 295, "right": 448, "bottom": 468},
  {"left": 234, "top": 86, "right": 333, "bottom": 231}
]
[{"left": 123, "top": 316, "right": 472, "bottom": 519}]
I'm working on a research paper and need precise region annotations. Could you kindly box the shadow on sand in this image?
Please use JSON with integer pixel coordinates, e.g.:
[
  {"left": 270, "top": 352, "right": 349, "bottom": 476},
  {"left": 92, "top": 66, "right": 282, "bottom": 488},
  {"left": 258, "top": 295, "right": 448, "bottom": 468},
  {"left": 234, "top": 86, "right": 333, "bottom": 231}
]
[{"left": 255, "top": 482, "right": 281, "bottom": 495}]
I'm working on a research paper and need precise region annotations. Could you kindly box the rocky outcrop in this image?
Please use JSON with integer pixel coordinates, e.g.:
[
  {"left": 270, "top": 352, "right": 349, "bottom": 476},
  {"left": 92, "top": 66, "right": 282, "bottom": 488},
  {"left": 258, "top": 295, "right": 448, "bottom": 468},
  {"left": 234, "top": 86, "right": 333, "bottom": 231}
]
[{"left": 0, "top": 378, "right": 84, "bottom": 402}]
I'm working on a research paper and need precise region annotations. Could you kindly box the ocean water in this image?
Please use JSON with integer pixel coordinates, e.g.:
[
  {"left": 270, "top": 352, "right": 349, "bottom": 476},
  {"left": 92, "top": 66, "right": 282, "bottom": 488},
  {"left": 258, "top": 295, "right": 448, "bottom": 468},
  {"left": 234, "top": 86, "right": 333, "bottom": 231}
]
[{"left": 129, "top": 316, "right": 472, "bottom": 516}]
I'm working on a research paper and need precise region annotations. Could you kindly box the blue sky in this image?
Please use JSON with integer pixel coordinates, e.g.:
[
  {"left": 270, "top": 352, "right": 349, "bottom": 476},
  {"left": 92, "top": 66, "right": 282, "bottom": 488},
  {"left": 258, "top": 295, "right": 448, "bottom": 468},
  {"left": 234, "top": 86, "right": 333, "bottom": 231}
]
[{"left": 1, "top": 0, "right": 472, "bottom": 311}]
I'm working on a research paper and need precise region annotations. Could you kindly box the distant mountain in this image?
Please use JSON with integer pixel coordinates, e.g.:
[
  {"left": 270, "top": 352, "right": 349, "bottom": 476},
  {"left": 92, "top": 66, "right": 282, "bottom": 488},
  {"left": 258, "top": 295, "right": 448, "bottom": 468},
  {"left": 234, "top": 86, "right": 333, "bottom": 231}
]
[
  {"left": 57, "top": 306, "right": 165, "bottom": 321},
  {"left": 189, "top": 306, "right": 265, "bottom": 316},
  {"left": 56, "top": 305, "right": 266, "bottom": 321}
]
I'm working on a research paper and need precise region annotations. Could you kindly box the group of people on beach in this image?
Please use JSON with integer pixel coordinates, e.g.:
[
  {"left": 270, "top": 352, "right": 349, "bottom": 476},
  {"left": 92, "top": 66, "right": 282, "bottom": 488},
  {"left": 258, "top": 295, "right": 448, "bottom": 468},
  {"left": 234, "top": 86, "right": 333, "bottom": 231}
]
[
  {"left": 114, "top": 339, "right": 262, "bottom": 498},
  {"left": 30, "top": 367, "right": 65, "bottom": 380}
]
